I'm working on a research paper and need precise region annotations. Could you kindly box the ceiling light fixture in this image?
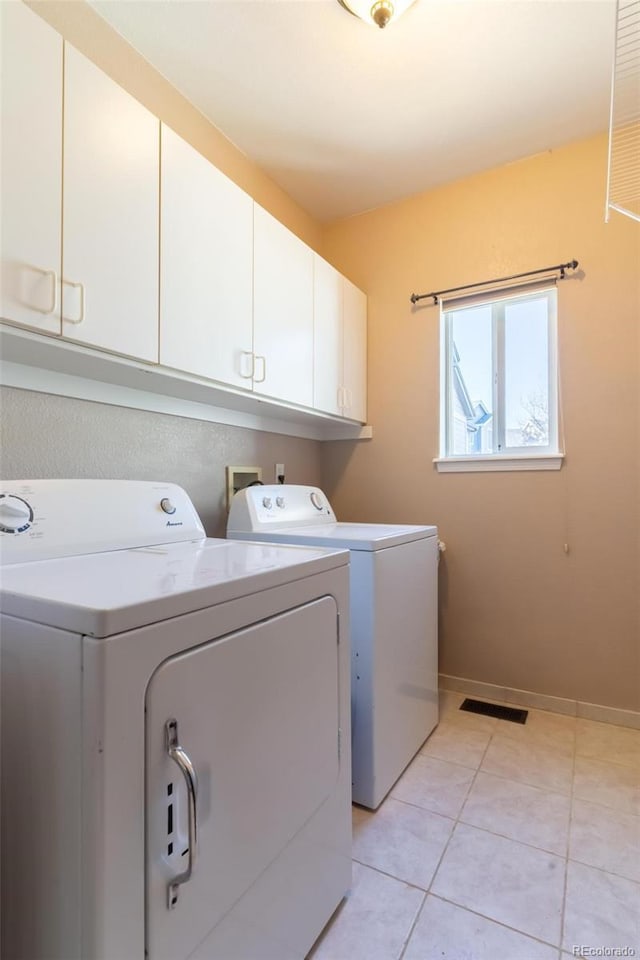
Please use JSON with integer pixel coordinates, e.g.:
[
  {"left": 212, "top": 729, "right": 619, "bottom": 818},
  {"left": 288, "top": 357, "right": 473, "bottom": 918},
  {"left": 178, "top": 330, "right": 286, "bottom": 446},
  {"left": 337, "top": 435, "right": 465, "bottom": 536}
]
[{"left": 338, "top": 0, "right": 417, "bottom": 29}]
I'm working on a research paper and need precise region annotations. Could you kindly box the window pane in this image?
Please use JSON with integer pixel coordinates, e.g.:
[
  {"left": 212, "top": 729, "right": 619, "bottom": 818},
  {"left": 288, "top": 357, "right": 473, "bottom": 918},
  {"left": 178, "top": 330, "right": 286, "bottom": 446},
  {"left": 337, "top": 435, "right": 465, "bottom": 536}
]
[
  {"left": 448, "top": 305, "right": 493, "bottom": 455},
  {"left": 504, "top": 296, "right": 549, "bottom": 448}
]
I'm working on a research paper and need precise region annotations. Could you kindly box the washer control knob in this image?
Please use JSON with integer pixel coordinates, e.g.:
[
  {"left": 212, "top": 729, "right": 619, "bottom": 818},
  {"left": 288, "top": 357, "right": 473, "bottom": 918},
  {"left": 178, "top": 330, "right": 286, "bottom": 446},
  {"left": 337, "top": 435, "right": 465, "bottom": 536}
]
[
  {"left": 262, "top": 496, "right": 273, "bottom": 509},
  {"left": 276, "top": 496, "right": 285, "bottom": 508},
  {"left": 310, "top": 491, "right": 323, "bottom": 511},
  {"left": 160, "top": 498, "right": 177, "bottom": 515},
  {"left": 0, "top": 494, "right": 34, "bottom": 533}
]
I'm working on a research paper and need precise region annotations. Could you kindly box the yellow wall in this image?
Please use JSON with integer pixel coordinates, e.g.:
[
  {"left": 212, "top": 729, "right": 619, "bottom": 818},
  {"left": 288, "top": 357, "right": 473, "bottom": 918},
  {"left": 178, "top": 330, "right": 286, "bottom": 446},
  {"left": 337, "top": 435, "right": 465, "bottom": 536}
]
[
  {"left": 321, "top": 134, "right": 640, "bottom": 712},
  {"left": 26, "top": 0, "right": 323, "bottom": 251}
]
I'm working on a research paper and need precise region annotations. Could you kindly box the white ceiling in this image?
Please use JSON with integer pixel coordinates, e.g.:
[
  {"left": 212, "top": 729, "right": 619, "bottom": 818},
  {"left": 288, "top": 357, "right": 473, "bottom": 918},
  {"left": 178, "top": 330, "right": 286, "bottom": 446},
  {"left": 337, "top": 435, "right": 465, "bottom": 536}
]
[{"left": 90, "top": 0, "right": 616, "bottom": 222}]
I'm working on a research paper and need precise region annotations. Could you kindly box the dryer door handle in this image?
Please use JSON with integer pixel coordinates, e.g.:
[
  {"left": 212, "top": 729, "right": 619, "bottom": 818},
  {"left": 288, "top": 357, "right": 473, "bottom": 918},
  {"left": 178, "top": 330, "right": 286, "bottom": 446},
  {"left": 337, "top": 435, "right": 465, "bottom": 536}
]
[{"left": 165, "top": 718, "right": 198, "bottom": 909}]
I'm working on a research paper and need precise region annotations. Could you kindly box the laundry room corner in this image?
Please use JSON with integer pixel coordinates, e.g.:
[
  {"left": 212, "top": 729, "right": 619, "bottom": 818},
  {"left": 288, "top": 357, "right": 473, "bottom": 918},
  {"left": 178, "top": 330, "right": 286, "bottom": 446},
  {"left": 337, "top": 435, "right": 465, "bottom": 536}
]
[{"left": 319, "top": 133, "right": 640, "bottom": 715}]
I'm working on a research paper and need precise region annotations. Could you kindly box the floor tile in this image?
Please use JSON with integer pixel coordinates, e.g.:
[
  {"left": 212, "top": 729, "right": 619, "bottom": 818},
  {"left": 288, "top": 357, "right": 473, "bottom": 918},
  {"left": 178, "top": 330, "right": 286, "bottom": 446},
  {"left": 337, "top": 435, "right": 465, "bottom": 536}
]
[
  {"left": 316, "top": 696, "right": 640, "bottom": 960},
  {"left": 461, "top": 772, "right": 571, "bottom": 855},
  {"left": 569, "top": 798, "right": 640, "bottom": 883},
  {"left": 576, "top": 719, "right": 640, "bottom": 769},
  {"left": 420, "top": 722, "right": 491, "bottom": 769},
  {"left": 562, "top": 861, "right": 640, "bottom": 954},
  {"left": 352, "top": 797, "right": 453, "bottom": 890},
  {"left": 431, "top": 822, "right": 565, "bottom": 944},
  {"left": 573, "top": 755, "right": 640, "bottom": 815},
  {"left": 308, "top": 862, "right": 424, "bottom": 960},
  {"left": 497, "top": 709, "right": 577, "bottom": 753},
  {"left": 481, "top": 733, "right": 574, "bottom": 794},
  {"left": 404, "top": 895, "right": 559, "bottom": 960},
  {"left": 390, "top": 754, "right": 475, "bottom": 818}
]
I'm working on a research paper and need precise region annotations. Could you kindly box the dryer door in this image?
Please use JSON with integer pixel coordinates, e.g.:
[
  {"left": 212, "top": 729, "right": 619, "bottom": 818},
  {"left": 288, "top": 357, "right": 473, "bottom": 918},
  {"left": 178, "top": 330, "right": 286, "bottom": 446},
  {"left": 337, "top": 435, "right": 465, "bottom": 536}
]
[{"left": 145, "top": 596, "right": 340, "bottom": 960}]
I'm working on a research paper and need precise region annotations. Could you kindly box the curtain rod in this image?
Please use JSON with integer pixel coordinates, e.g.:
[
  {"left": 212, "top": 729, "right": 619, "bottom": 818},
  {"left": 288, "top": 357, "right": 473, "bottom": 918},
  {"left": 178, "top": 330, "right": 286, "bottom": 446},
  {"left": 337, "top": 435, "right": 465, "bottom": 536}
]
[{"left": 409, "top": 260, "right": 579, "bottom": 305}]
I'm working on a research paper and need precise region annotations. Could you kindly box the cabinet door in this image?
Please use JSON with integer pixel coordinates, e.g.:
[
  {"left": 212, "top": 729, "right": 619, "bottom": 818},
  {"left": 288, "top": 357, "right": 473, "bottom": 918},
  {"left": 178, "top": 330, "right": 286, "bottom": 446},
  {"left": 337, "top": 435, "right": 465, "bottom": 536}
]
[
  {"left": 253, "top": 206, "right": 313, "bottom": 406},
  {"left": 160, "top": 126, "right": 253, "bottom": 387},
  {"left": 62, "top": 45, "right": 159, "bottom": 362},
  {"left": 0, "top": 2, "right": 62, "bottom": 333},
  {"left": 313, "top": 255, "right": 343, "bottom": 416},
  {"left": 146, "top": 598, "right": 339, "bottom": 960},
  {"left": 343, "top": 278, "right": 367, "bottom": 422}
]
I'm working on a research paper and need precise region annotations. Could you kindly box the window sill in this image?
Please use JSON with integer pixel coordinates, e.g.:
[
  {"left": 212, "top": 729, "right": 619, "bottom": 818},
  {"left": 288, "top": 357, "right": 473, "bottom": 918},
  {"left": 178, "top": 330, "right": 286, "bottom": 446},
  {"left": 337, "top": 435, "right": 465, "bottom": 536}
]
[{"left": 434, "top": 453, "right": 564, "bottom": 473}]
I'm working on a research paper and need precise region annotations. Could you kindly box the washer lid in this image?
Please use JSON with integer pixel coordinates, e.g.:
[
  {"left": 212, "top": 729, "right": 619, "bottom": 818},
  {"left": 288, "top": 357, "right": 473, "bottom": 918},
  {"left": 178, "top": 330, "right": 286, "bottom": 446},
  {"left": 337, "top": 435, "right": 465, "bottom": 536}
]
[
  {"left": 0, "top": 538, "right": 348, "bottom": 637},
  {"left": 230, "top": 521, "right": 437, "bottom": 551}
]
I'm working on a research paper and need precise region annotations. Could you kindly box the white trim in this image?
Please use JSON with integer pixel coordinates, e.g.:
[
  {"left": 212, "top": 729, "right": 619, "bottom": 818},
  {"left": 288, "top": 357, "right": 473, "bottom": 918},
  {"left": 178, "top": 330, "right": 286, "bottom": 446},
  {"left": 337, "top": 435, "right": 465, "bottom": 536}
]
[
  {"left": 439, "top": 674, "right": 640, "bottom": 730},
  {"left": 0, "top": 325, "right": 373, "bottom": 442},
  {"left": 604, "top": 0, "right": 619, "bottom": 222},
  {"left": 608, "top": 202, "right": 640, "bottom": 224},
  {"left": 434, "top": 453, "right": 563, "bottom": 472},
  {"left": 494, "top": 298, "right": 505, "bottom": 452}
]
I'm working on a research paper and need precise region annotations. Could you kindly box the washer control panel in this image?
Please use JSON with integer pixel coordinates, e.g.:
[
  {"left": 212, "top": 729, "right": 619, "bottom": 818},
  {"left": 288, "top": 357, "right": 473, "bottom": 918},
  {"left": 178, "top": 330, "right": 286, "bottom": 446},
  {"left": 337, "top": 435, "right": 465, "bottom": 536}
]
[{"left": 227, "top": 484, "right": 336, "bottom": 533}]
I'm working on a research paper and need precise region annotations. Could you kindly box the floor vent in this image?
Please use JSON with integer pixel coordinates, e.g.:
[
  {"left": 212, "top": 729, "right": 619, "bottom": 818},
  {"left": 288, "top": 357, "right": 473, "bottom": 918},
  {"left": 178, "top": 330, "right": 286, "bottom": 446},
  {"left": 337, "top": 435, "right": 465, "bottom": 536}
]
[{"left": 460, "top": 698, "right": 528, "bottom": 724}]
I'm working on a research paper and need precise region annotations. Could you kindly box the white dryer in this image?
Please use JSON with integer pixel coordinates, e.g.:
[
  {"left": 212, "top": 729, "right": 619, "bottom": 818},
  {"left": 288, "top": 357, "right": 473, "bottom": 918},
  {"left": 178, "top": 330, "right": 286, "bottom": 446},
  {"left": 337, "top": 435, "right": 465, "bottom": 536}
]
[
  {"left": 227, "top": 484, "right": 439, "bottom": 810},
  {"left": 0, "top": 480, "right": 351, "bottom": 960}
]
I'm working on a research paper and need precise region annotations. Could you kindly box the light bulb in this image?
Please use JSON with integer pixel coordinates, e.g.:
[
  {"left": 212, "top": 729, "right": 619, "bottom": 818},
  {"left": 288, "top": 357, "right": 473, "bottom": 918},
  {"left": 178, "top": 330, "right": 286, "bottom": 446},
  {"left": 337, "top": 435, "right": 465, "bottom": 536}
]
[{"left": 338, "top": 0, "right": 417, "bottom": 29}]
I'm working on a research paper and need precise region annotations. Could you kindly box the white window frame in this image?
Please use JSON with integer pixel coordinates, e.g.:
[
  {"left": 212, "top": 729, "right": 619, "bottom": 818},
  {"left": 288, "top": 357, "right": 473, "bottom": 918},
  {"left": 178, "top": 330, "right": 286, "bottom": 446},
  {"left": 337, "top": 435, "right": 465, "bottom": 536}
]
[{"left": 436, "top": 285, "right": 563, "bottom": 473}]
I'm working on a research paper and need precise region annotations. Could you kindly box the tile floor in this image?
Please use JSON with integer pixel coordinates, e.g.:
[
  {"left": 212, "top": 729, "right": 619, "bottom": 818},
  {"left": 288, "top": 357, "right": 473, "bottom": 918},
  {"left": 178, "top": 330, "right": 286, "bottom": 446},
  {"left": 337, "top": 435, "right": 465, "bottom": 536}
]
[{"left": 309, "top": 690, "right": 640, "bottom": 960}]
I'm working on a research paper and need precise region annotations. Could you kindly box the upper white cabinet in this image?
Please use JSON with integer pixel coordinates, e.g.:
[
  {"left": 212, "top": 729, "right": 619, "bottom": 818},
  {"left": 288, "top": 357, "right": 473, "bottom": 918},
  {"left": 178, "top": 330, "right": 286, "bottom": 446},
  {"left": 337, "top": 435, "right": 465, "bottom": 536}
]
[
  {"left": 62, "top": 46, "right": 159, "bottom": 362},
  {"left": 0, "top": 7, "right": 367, "bottom": 433},
  {"left": 313, "top": 256, "right": 367, "bottom": 423},
  {"left": 342, "top": 278, "right": 367, "bottom": 423},
  {"left": 313, "top": 256, "right": 343, "bottom": 417},
  {"left": 253, "top": 205, "right": 314, "bottom": 407},
  {"left": 0, "top": 1, "right": 62, "bottom": 333},
  {"left": 160, "top": 125, "right": 253, "bottom": 386}
]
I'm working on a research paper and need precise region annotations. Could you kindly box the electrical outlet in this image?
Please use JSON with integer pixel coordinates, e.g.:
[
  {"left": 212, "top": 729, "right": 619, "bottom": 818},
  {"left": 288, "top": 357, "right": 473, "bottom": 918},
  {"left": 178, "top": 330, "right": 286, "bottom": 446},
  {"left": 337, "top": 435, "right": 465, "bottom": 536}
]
[{"left": 275, "top": 463, "right": 285, "bottom": 483}]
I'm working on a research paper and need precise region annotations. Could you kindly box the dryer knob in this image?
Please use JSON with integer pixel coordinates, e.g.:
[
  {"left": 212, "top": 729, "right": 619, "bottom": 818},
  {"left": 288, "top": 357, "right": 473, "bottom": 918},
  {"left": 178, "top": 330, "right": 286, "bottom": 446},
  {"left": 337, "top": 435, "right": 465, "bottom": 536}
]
[
  {"left": 276, "top": 497, "right": 285, "bottom": 508},
  {"left": 0, "top": 494, "right": 33, "bottom": 534},
  {"left": 310, "top": 492, "right": 323, "bottom": 511},
  {"left": 262, "top": 497, "right": 273, "bottom": 509}
]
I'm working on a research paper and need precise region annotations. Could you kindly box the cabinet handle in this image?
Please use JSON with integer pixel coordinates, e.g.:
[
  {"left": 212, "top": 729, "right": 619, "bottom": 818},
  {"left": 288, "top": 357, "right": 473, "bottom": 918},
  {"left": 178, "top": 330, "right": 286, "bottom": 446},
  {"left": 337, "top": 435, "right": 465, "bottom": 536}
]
[
  {"left": 345, "top": 388, "right": 352, "bottom": 410},
  {"left": 254, "top": 355, "right": 266, "bottom": 383},
  {"left": 32, "top": 269, "right": 58, "bottom": 316},
  {"left": 165, "top": 718, "right": 198, "bottom": 910},
  {"left": 337, "top": 386, "right": 345, "bottom": 410},
  {"left": 62, "top": 280, "right": 85, "bottom": 325},
  {"left": 239, "top": 351, "right": 255, "bottom": 379}
]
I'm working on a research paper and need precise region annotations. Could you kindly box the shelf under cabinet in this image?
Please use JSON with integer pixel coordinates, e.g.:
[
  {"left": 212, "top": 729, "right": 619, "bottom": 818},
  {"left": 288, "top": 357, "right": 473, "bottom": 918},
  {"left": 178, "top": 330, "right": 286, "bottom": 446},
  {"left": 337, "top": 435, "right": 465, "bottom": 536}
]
[{"left": 0, "top": 325, "right": 373, "bottom": 443}]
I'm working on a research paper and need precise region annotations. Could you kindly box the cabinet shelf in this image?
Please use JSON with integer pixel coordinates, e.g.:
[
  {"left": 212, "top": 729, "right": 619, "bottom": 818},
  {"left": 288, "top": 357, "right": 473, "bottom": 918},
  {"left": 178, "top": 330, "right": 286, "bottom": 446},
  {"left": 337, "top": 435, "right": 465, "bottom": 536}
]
[{"left": 0, "top": 325, "right": 372, "bottom": 442}]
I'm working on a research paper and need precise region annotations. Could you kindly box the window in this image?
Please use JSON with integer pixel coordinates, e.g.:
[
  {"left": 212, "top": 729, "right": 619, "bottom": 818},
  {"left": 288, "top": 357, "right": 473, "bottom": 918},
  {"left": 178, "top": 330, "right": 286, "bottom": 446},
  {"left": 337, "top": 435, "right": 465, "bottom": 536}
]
[{"left": 438, "top": 286, "right": 562, "bottom": 472}]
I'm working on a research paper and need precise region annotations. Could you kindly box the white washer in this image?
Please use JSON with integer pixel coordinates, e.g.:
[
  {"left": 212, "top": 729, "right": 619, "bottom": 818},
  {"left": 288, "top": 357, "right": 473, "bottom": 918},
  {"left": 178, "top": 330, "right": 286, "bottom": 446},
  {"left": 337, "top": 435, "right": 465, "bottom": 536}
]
[
  {"left": 227, "top": 484, "right": 439, "bottom": 810},
  {"left": 0, "top": 479, "right": 351, "bottom": 960}
]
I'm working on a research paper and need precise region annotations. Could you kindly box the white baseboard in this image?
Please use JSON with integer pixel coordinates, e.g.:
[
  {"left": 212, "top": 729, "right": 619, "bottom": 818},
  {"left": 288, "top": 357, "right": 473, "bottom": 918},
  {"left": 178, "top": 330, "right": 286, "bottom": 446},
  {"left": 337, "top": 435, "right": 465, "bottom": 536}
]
[{"left": 439, "top": 674, "right": 640, "bottom": 730}]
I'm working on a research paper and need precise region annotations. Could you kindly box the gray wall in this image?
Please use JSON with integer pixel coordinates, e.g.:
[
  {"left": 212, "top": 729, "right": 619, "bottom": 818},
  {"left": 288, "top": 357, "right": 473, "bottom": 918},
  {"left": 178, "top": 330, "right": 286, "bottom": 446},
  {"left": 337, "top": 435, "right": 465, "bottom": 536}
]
[{"left": 0, "top": 388, "right": 322, "bottom": 536}]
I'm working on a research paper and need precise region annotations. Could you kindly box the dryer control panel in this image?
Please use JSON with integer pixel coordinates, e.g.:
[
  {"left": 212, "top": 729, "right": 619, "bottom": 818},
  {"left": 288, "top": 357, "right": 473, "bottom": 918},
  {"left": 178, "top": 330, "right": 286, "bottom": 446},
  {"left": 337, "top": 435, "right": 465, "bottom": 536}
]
[{"left": 0, "top": 480, "right": 205, "bottom": 565}]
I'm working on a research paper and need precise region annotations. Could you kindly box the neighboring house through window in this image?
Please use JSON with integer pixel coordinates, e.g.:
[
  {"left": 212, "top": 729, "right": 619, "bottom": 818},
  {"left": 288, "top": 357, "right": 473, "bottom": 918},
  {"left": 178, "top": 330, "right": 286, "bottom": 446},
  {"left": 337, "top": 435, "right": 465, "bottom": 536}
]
[{"left": 451, "top": 343, "right": 493, "bottom": 454}]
